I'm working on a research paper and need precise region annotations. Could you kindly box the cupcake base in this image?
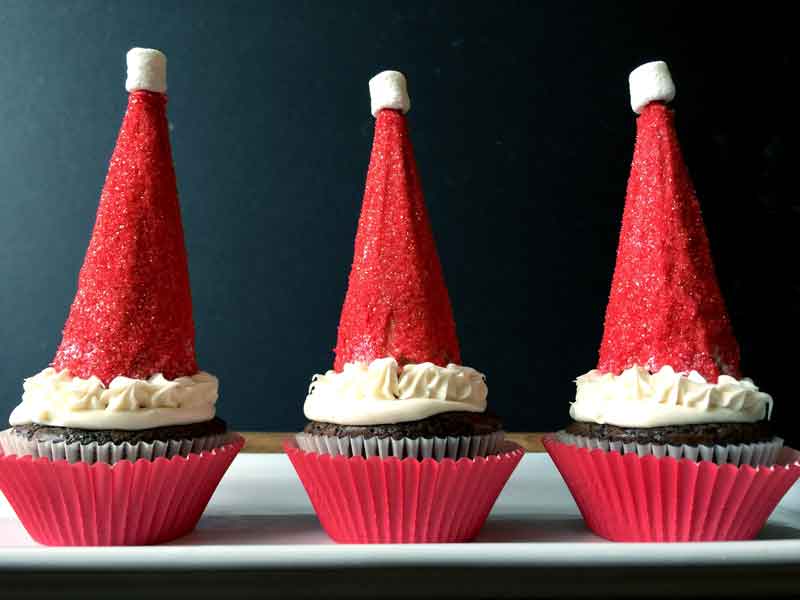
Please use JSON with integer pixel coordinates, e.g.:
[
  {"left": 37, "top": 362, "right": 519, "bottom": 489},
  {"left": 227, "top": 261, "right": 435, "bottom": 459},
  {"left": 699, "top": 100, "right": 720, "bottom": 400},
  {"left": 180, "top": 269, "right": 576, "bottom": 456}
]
[
  {"left": 0, "top": 420, "right": 234, "bottom": 465},
  {"left": 286, "top": 439, "right": 523, "bottom": 543},
  {"left": 0, "top": 434, "right": 243, "bottom": 546},
  {"left": 566, "top": 420, "right": 773, "bottom": 447},
  {"left": 9, "top": 417, "right": 228, "bottom": 445},
  {"left": 544, "top": 434, "right": 800, "bottom": 542},
  {"left": 557, "top": 430, "right": 783, "bottom": 467},
  {"left": 304, "top": 411, "right": 502, "bottom": 440}
]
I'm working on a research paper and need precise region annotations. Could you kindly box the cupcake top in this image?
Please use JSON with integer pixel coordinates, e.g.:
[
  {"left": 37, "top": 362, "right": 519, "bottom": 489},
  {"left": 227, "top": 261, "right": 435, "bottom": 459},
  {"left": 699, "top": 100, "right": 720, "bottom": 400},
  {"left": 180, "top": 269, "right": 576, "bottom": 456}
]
[
  {"left": 303, "top": 71, "right": 488, "bottom": 426},
  {"left": 570, "top": 61, "right": 772, "bottom": 428},
  {"left": 9, "top": 49, "right": 218, "bottom": 431}
]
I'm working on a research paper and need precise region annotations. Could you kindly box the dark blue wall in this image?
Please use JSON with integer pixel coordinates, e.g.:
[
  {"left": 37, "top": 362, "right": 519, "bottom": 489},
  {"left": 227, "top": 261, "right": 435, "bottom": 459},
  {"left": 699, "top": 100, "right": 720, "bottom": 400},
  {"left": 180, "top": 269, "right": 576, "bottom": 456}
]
[{"left": 0, "top": 2, "right": 796, "bottom": 441}]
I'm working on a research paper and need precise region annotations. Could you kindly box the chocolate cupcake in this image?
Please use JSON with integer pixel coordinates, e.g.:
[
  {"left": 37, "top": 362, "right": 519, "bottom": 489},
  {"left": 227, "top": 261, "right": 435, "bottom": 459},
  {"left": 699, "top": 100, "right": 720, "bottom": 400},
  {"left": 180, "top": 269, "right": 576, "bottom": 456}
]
[
  {"left": 543, "top": 62, "right": 798, "bottom": 543},
  {"left": 300, "top": 358, "right": 506, "bottom": 460},
  {"left": 286, "top": 71, "right": 522, "bottom": 543},
  {"left": 564, "top": 419, "right": 772, "bottom": 448},
  {"left": 2, "top": 367, "right": 230, "bottom": 464},
  {"left": 0, "top": 49, "right": 242, "bottom": 546},
  {"left": 564, "top": 364, "right": 777, "bottom": 463},
  {"left": 10, "top": 417, "right": 227, "bottom": 445},
  {"left": 305, "top": 410, "right": 503, "bottom": 440}
]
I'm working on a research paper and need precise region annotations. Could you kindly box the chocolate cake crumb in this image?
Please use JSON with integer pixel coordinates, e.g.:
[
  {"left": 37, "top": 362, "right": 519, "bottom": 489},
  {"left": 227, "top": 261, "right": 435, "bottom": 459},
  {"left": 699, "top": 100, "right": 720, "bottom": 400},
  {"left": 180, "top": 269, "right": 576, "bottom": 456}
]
[
  {"left": 565, "top": 420, "right": 772, "bottom": 446},
  {"left": 305, "top": 411, "right": 502, "bottom": 440},
  {"left": 10, "top": 417, "right": 228, "bottom": 446}
]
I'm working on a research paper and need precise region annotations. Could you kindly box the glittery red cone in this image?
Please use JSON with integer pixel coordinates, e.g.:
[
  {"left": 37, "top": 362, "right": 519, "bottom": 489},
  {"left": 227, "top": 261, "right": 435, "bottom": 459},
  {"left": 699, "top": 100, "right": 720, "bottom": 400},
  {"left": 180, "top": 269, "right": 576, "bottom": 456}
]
[
  {"left": 52, "top": 91, "right": 197, "bottom": 384},
  {"left": 333, "top": 109, "right": 460, "bottom": 370},
  {"left": 597, "top": 102, "right": 740, "bottom": 380}
]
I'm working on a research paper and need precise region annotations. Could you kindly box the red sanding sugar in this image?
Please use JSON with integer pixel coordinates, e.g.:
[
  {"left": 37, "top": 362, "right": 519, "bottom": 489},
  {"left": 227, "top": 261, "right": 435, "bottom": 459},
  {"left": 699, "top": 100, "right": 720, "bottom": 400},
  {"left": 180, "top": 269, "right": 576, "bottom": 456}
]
[
  {"left": 333, "top": 109, "right": 461, "bottom": 370},
  {"left": 597, "top": 103, "right": 740, "bottom": 381},
  {"left": 52, "top": 91, "right": 197, "bottom": 384}
]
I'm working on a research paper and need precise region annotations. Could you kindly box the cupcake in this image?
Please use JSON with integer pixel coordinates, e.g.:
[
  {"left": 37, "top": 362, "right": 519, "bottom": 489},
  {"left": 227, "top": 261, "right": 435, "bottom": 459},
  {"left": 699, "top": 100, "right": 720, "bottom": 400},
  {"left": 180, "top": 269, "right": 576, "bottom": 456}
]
[
  {"left": 286, "top": 71, "right": 522, "bottom": 543},
  {"left": 544, "top": 61, "right": 799, "bottom": 542},
  {"left": 0, "top": 49, "right": 242, "bottom": 546}
]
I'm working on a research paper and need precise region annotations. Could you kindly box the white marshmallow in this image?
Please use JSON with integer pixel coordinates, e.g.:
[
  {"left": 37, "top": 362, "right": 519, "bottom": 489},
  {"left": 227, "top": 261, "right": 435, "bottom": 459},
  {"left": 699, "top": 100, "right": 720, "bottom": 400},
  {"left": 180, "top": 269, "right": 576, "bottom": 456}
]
[
  {"left": 369, "top": 70, "right": 411, "bottom": 117},
  {"left": 629, "top": 61, "right": 675, "bottom": 114},
  {"left": 126, "top": 48, "right": 167, "bottom": 94}
]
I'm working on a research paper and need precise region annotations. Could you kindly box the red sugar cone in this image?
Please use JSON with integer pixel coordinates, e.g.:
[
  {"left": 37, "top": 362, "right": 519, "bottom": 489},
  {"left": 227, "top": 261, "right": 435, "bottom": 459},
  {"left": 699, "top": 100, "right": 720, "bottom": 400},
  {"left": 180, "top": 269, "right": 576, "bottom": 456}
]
[
  {"left": 597, "top": 61, "right": 740, "bottom": 380},
  {"left": 52, "top": 49, "right": 197, "bottom": 384},
  {"left": 333, "top": 71, "right": 460, "bottom": 370}
]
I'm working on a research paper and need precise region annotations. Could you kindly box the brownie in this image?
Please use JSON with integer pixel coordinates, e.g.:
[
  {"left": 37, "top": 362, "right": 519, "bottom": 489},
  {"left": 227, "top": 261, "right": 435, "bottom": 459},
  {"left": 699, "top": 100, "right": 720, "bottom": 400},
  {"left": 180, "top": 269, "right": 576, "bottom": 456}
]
[
  {"left": 305, "top": 411, "right": 502, "bottom": 440},
  {"left": 9, "top": 417, "right": 228, "bottom": 446},
  {"left": 565, "top": 420, "right": 772, "bottom": 447}
]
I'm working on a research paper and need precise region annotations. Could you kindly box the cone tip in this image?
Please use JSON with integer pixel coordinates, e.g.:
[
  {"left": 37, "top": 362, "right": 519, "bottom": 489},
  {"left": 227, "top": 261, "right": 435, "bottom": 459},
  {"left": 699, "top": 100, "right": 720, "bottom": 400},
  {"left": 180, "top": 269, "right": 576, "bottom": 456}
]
[
  {"left": 629, "top": 60, "right": 675, "bottom": 114},
  {"left": 126, "top": 48, "right": 167, "bottom": 94},
  {"left": 369, "top": 70, "right": 410, "bottom": 117}
]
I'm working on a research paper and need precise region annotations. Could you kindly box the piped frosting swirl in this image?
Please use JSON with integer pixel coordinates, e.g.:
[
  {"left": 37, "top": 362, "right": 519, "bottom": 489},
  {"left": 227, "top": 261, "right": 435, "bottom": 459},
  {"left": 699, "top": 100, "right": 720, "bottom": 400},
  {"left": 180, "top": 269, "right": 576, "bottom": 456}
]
[
  {"left": 570, "top": 365, "right": 772, "bottom": 428},
  {"left": 303, "top": 357, "right": 487, "bottom": 426},
  {"left": 9, "top": 367, "right": 218, "bottom": 430}
]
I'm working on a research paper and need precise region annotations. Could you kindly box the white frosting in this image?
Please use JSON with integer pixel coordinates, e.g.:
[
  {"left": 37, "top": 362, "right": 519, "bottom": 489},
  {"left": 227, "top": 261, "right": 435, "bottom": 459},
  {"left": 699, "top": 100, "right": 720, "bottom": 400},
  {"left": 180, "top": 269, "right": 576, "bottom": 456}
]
[
  {"left": 570, "top": 365, "right": 772, "bottom": 428},
  {"left": 126, "top": 47, "right": 167, "bottom": 94},
  {"left": 369, "top": 70, "right": 411, "bottom": 117},
  {"left": 303, "top": 357, "right": 487, "bottom": 425},
  {"left": 10, "top": 368, "right": 217, "bottom": 430},
  {"left": 629, "top": 60, "right": 675, "bottom": 114}
]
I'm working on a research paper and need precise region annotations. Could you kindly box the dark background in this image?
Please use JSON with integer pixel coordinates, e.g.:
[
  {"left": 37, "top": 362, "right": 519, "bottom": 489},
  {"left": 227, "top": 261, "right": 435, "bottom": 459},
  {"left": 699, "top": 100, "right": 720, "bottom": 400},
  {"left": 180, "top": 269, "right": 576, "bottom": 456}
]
[{"left": 0, "top": 2, "right": 796, "bottom": 443}]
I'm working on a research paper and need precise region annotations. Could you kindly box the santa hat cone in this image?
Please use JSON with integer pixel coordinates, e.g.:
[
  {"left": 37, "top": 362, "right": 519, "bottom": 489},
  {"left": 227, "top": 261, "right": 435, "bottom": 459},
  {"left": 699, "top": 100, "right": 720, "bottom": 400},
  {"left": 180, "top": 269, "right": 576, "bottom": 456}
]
[
  {"left": 52, "top": 48, "right": 197, "bottom": 384},
  {"left": 597, "top": 61, "right": 740, "bottom": 381},
  {"left": 333, "top": 71, "right": 461, "bottom": 371}
]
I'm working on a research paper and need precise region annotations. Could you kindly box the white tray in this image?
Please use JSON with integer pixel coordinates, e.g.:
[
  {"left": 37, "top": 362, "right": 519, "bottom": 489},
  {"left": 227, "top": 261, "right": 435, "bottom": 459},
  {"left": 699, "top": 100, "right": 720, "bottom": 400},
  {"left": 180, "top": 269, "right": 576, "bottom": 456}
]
[{"left": 2, "top": 453, "right": 800, "bottom": 598}]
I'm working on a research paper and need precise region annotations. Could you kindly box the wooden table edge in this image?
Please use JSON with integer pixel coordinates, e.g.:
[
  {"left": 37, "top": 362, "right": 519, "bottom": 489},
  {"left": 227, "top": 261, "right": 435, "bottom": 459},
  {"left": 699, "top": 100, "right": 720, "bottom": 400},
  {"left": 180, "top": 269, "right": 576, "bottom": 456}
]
[{"left": 240, "top": 432, "right": 547, "bottom": 453}]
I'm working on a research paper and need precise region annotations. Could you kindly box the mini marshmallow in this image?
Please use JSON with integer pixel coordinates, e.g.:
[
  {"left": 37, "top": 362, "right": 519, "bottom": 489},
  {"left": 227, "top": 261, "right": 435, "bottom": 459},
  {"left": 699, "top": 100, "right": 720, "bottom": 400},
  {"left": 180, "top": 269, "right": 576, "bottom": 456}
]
[
  {"left": 126, "top": 48, "right": 167, "bottom": 94},
  {"left": 369, "top": 70, "right": 410, "bottom": 117},
  {"left": 629, "top": 61, "right": 675, "bottom": 114}
]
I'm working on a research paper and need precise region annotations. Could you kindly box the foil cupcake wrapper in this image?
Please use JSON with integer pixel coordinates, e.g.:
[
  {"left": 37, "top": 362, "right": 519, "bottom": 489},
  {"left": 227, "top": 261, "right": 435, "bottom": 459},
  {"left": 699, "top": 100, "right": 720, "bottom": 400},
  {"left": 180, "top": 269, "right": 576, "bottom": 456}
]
[
  {"left": 544, "top": 434, "right": 800, "bottom": 542},
  {"left": 285, "top": 439, "right": 524, "bottom": 543},
  {"left": 0, "top": 435, "right": 244, "bottom": 545},
  {"left": 556, "top": 430, "right": 784, "bottom": 467},
  {"left": 0, "top": 428, "right": 236, "bottom": 465},
  {"left": 294, "top": 431, "right": 505, "bottom": 460}
]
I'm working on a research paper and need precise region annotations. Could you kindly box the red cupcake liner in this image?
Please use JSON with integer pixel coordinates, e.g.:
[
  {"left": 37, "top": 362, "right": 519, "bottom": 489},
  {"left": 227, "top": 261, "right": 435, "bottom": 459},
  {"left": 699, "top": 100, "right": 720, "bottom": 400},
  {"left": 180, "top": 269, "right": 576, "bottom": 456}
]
[
  {"left": 544, "top": 434, "right": 800, "bottom": 542},
  {"left": 0, "top": 435, "right": 243, "bottom": 546},
  {"left": 286, "top": 440, "right": 523, "bottom": 543}
]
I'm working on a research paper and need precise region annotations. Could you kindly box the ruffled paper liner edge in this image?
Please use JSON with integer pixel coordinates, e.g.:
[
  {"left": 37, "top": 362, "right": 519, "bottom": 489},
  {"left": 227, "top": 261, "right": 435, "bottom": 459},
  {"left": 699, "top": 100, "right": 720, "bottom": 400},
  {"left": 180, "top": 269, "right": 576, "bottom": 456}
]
[
  {"left": 0, "top": 435, "right": 244, "bottom": 545},
  {"left": 544, "top": 434, "right": 800, "bottom": 542},
  {"left": 556, "top": 430, "right": 784, "bottom": 466},
  {"left": 0, "top": 427, "right": 237, "bottom": 465},
  {"left": 284, "top": 439, "right": 524, "bottom": 543},
  {"left": 294, "top": 431, "right": 505, "bottom": 460}
]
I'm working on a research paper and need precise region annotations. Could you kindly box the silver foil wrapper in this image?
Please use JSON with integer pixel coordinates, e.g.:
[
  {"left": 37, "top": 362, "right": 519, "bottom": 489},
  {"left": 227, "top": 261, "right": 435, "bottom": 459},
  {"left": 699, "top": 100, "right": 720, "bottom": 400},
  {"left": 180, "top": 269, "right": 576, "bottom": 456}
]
[
  {"left": 294, "top": 431, "right": 505, "bottom": 460},
  {"left": 0, "top": 428, "right": 235, "bottom": 465},
  {"left": 556, "top": 430, "right": 784, "bottom": 467}
]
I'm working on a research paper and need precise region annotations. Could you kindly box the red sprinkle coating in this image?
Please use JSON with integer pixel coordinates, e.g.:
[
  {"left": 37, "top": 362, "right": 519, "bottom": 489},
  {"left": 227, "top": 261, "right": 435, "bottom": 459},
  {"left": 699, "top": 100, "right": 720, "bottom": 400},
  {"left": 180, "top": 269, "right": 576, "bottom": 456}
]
[
  {"left": 333, "top": 109, "right": 461, "bottom": 371},
  {"left": 597, "top": 102, "right": 740, "bottom": 381},
  {"left": 52, "top": 91, "right": 197, "bottom": 384}
]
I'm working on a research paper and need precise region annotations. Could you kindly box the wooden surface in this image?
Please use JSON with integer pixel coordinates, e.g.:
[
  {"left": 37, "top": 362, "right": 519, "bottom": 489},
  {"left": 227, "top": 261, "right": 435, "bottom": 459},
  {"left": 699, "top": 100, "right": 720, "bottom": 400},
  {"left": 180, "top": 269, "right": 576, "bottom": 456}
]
[{"left": 241, "top": 432, "right": 546, "bottom": 453}]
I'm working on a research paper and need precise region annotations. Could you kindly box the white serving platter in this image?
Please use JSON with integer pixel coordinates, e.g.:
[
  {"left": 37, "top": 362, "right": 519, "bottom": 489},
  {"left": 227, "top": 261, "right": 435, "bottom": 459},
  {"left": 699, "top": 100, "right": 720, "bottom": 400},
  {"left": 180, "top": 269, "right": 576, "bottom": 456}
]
[{"left": 1, "top": 453, "right": 800, "bottom": 598}]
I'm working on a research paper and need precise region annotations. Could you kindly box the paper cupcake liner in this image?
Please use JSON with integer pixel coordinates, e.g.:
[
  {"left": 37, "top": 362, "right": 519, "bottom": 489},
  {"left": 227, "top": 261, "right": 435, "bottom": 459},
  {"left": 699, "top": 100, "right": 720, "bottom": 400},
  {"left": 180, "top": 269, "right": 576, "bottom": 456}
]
[
  {"left": 294, "top": 431, "right": 505, "bottom": 460},
  {"left": 0, "top": 427, "right": 235, "bottom": 465},
  {"left": 285, "top": 439, "right": 523, "bottom": 543},
  {"left": 0, "top": 435, "right": 243, "bottom": 546},
  {"left": 544, "top": 434, "right": 800, "bottom": 542},
  {"left": 556, "top": 430, "right": 784, "bottom": 467}
]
